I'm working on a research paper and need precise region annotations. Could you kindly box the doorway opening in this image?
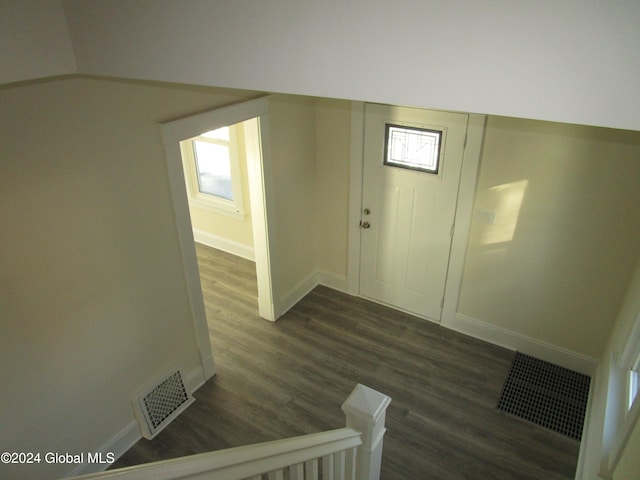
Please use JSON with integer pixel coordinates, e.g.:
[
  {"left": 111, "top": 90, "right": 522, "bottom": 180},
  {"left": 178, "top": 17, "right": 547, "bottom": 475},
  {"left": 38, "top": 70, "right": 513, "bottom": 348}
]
[
  {"left": 180, "top": 120, "right": 256, "bottom": 263},
  {"left": 160, "top": 97, "right": 275, "bottom": 382},
  {"left": 179, "top": 119, "right": 261, "bottom": 347}
]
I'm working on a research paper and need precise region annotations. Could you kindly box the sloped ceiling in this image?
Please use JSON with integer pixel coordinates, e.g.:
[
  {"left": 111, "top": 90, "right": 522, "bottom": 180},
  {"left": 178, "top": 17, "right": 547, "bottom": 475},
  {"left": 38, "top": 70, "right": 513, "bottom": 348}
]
[
  {"left": 0, "top": 0, "right": 76, "bottom": 83},
  {"left": 3, "top": 0, "right": 640, "bottom": 132}
]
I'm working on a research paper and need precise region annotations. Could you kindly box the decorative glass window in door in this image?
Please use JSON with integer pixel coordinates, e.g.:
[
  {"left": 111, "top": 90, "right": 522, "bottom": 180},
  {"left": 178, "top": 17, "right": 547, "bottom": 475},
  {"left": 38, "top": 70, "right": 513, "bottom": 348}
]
[{"left": 384, "top": 124, "right": 442, "bottom": 174}]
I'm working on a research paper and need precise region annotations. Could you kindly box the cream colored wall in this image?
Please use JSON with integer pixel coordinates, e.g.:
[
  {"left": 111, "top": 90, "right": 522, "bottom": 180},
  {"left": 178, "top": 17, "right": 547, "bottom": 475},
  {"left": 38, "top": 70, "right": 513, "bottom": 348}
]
[
  {"left": 314, "top": 98, "right": 352, "bottom": 278},
  {"left": 267, "top": 95, "right": 318, "bottom": 302},
  {"left": 613, "top": 415, "right": 640, "bottom": 480},
  {"left": 458, "top": 116, "right": 640, "bottom": 358},
  {"left": 188, "top": 125, "right": 254, "bottom": 249},
  {"left": 190, "top": 205, "right": 254, "bottom": 247},
  {"left": 0, "top": 77, "right": 256, "bottom": 480}
]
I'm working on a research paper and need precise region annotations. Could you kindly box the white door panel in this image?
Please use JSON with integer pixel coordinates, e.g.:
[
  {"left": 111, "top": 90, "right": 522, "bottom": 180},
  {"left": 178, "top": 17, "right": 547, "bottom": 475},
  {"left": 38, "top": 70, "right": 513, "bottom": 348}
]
[{"left": 360, "top": 104, "right": 468, "bottom": 321}]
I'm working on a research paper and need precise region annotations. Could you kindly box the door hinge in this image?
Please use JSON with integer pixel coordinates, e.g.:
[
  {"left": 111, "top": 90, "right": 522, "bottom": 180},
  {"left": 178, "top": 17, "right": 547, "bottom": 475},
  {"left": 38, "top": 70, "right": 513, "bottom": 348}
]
[
  {"left": 441, "top": 297, "right": 445, "bottom": 309},
  {"left": 450, "top": 223, "right": 455, "bottom": 236},
  {"left": 463, "top": 132, "right": 468, "bottom": 149}
]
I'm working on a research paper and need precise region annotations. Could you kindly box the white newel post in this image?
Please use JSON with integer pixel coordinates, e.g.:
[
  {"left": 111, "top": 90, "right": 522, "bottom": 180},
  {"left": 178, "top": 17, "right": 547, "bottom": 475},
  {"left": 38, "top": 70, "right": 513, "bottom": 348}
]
[{"left": 342, "top": 384, "right": 392, "bottom": 480}]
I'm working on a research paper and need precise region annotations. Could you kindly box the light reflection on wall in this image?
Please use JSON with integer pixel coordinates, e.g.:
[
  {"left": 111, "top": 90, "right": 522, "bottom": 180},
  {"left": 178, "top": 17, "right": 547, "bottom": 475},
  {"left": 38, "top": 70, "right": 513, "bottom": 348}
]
[{"left": 480, "top": 179, "right": 528, "bottom": 245}]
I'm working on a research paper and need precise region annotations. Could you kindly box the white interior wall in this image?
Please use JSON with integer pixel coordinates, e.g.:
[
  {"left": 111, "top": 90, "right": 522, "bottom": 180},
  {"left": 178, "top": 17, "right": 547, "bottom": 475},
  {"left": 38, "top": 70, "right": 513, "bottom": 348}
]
[
  {"left": 0, "top": 77, "right": 257, "bottom": 480},
  {"left": 59, "top": 0, "right": 640, "bottom": 132}
]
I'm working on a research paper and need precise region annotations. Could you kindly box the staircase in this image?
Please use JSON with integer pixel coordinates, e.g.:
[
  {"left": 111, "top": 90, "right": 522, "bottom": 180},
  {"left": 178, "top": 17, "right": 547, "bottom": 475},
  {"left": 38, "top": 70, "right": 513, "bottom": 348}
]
[{"left": 69, "top": 384, "right": 391, "bottom": 480}]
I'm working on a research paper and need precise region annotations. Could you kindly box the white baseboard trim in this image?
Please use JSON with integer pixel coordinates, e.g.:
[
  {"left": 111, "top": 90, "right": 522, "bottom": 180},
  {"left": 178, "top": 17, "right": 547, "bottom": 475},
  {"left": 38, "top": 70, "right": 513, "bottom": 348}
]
[
  {"left": 276, "top": 269, "right": 349, "bottom": 318},
  {"left": 187, "top": 361, "right": 213, "bottom": 393},
  {"left": 193, "top": 228, "right": 255, "bottom": 261},
  {"left": 446, "top": 313, "right": 599, "bottom": 376},
  {"left": 277, "top": 271, "right": 320, "bottom": 317},
  {"left": 66, "top": 364, "right": 211, "bottom": 478},
  {"left": 317, "top": 270, "right": 348, "bottom": 293},
  {"left": 65, "top": 419, "right": 140, "bottom": 478}
]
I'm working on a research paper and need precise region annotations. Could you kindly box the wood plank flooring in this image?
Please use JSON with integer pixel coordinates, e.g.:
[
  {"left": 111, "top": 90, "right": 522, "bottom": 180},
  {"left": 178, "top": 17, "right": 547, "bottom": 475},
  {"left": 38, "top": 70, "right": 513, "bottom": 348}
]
[{"left": 112, "top": 243, "right": 581, "bottom": 479}]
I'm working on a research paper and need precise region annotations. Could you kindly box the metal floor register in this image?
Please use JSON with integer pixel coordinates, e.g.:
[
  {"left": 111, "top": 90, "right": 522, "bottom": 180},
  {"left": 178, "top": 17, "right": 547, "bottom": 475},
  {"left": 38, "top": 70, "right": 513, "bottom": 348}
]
[{"left": 497, "top": 352, "right": 591, "bottom": 440}]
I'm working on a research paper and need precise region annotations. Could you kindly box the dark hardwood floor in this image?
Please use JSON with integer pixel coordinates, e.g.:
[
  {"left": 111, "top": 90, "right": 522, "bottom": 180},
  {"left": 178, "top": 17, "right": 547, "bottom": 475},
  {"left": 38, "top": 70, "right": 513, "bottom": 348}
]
[{"left": 113, "top": 243, "right": 580, "bottom": 479}]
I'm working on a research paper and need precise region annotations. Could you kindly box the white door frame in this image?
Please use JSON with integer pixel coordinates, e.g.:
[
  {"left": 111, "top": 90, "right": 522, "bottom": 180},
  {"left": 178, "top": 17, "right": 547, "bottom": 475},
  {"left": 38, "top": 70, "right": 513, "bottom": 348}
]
[
  {"left": 347, "top": 101, "right": 486, "bottom": 326},
  {"left": 160, "top": 96, "right": 276, "bottom": 381}
]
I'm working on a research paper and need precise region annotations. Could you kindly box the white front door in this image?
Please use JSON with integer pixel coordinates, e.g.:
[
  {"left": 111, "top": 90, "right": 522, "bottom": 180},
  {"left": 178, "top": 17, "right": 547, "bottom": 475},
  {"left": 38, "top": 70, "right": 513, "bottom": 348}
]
[{"left": 359, "top": 104, "right": 468, "bottom": 321}]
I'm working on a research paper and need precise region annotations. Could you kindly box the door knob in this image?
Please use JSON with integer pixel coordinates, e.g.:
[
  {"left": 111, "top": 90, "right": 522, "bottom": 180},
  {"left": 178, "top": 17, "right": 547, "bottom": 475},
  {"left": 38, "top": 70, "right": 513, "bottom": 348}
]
[{"left": 361, "top": 221, "right": 371, "bottom": 229}]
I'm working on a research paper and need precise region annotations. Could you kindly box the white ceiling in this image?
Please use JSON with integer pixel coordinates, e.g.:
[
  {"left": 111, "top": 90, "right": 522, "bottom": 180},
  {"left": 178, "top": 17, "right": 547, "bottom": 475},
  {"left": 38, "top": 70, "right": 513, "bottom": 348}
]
[{"left": 3, "top": 0, "right": 640, "bottom": 132}]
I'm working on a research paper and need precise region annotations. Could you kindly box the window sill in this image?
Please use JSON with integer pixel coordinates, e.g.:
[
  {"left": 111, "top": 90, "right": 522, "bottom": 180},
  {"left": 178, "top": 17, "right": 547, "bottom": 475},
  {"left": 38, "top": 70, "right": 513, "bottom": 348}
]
[{"left": 188, "top": 197, "right": 246, "bottom": 220}]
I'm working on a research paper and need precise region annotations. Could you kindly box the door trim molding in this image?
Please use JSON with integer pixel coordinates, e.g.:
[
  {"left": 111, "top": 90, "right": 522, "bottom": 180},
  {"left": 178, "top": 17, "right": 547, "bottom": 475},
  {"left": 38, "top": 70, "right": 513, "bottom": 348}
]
[
  {"left": 160, "top": 96, "right": 276, "bottom": 382},
  {"left": 347, "top": 102, "right": 485, "bottom": 323},
  {"left": 440, "top": 113, "right": 486, "bottom": 327},
  {"left": 347, "top": 102, "right": 366, "bottom": 295}
]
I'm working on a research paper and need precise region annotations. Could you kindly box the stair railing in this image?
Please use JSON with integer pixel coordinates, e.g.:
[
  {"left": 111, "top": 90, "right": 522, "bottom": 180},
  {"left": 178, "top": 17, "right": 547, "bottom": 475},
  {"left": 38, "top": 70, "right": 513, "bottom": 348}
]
[{"left": 70, "top": 384, "right": 391, "bottom": 480}]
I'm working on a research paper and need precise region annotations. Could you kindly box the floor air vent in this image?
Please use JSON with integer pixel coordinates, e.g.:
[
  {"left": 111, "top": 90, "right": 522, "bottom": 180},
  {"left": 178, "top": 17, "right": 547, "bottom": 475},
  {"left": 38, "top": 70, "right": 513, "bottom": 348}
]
[
  {"left": 135, "top": 369, "right": 194, "bottom": 439},
  {"left": 497, "top": 352, "right": 590, "bottom": 440}
]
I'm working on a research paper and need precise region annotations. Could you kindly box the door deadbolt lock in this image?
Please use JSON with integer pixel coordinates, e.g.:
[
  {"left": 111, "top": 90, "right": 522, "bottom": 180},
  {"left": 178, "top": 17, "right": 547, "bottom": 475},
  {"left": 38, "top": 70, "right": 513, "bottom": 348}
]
[
  {"left": 361, "top": 221, "right": 371, "bottom": 229},
  {"left": 363, "top": 208, "right": 371, "bottom": 215}
]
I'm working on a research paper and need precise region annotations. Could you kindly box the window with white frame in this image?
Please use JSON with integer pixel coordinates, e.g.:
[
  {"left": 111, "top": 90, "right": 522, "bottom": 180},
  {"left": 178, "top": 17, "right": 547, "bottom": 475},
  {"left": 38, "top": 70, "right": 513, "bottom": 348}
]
[{"left": 180, "top": 124, "right": 245, "bottom": 217}]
